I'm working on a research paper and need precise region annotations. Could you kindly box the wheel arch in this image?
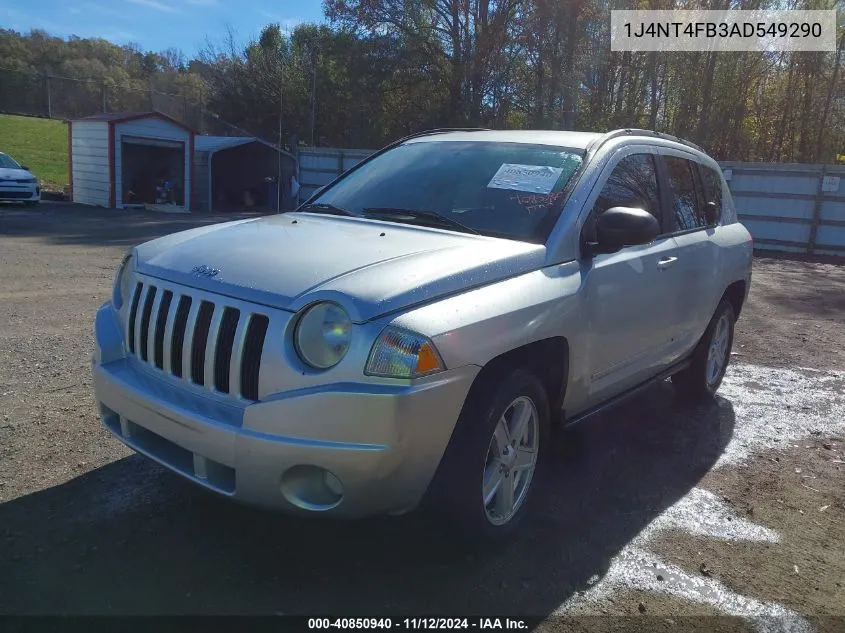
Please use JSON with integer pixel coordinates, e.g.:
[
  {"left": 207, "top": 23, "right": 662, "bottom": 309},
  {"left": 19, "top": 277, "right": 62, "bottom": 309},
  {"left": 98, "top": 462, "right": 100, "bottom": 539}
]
[
  {"left": 461, "top": 336, "right": 570, "bottom": 422},
  {"left": 722, "top": 279, "right": 747, "bottom": 318}
]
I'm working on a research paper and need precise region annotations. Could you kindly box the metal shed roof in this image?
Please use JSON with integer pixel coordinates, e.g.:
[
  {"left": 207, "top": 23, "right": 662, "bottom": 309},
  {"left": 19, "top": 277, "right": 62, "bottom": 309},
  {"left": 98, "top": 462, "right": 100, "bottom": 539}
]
[
  {"left": 72, "top": 110, "right": 195, "bottom": 133},
  {"left": 194, "top": 135, "right": 257, "bottom": 153}
]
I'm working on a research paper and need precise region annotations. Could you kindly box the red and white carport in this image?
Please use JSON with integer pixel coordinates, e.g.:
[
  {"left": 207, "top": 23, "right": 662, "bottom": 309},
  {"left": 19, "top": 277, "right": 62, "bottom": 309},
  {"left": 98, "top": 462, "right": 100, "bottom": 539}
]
[{"left": 68, "top": 111, "right": 195, "bottom": 212}]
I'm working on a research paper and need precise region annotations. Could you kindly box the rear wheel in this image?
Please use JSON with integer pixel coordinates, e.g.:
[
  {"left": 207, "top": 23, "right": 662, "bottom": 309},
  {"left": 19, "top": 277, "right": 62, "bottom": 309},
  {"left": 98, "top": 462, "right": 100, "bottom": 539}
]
[
  {"left": 425, "top": 368, "right": 550, "bottom": 542},
  {"left": 672, "top": 299, "right": 735, "bottom": 400}
]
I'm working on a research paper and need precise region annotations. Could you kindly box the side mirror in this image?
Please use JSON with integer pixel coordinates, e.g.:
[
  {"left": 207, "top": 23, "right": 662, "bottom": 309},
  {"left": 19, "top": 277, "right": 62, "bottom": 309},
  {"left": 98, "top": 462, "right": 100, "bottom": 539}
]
[
  {"left": 20, "top": 165, "right": 30, "bottom": 171},
  {"left": 704, "top": 201, "right": 720, "bottom": 225},
  {"left": 587, "top": 206, "right": 660, "bottom": 256}
]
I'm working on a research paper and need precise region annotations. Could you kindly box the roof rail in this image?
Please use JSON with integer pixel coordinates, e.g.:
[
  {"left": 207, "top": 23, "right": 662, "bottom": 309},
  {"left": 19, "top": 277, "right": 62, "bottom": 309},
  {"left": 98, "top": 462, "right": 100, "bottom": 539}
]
[
  {"left": 587, "top": 128, "right": 707, "bottom": 155},
  {"left": 393, "top": 127, "right": 490, "bottom": 144}
]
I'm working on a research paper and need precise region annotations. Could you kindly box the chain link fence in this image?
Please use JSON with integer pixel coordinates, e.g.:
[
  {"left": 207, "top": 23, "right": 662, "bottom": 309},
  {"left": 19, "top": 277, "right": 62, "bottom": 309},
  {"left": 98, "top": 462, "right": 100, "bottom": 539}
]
[{"left": 0, "top": 67, "right": 266, "bottom": 139}]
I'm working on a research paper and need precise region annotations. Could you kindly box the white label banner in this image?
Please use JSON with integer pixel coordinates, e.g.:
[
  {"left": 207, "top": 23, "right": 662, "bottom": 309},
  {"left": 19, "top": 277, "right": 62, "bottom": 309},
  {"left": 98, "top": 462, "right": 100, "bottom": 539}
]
[{"left": 610, "top": 10, "right": 838, "bottom": 52}]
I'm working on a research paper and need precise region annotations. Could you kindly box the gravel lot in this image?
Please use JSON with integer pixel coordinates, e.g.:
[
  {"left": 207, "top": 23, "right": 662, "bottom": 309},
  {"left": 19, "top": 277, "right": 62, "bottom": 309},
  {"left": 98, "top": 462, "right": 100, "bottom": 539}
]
[{"left": 1, "top": 202, "right": 843, "bottom": 629}]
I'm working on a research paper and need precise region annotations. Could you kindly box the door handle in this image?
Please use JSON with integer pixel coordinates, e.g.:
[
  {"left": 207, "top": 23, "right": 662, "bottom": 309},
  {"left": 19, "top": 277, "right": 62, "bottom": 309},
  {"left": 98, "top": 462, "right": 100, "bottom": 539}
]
[{"left": 657, "top": 256, "right": 678, "bottom": 269}]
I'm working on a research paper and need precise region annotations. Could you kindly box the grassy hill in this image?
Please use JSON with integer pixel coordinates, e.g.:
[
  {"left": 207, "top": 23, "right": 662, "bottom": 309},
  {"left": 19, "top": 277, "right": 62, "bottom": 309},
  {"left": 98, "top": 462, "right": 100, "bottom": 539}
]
[{"left": 0, "top": 114, "right": 68, "bottom": 191}]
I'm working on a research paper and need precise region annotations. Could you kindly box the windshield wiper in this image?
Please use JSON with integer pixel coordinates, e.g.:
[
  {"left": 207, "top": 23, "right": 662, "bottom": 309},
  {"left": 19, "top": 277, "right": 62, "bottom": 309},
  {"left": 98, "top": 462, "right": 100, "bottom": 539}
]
[
  {"left": 362, "top": 207, "right": 480, "bottom": 235},
  {"left": 298, "top": 202, "right": 353, "bottom": 216}
]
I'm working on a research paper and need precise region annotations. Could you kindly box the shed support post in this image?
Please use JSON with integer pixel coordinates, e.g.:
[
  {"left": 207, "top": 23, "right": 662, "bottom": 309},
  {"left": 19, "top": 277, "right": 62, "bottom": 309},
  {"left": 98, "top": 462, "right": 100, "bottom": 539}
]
[
  {"left": 807, "top": 165, "right": 827, "bottom": 255},
  {"left": 45, "top": 74, "right": 52, "bottom": 118}
]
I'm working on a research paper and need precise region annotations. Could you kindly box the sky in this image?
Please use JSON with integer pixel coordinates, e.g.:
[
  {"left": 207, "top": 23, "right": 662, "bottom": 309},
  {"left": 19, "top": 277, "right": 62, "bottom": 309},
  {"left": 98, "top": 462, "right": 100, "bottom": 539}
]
[{"left": 0, "top": 0, "right": 326, "bottom": 57}]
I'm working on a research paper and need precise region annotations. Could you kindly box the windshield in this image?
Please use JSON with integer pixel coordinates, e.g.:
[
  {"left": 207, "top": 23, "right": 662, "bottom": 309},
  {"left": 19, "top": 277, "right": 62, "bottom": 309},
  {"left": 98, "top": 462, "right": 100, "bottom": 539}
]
[
  {"left": 0, "top": 153, "right": 22, "bottom": 169},
  {"left": 308, "top": 141, "right": 583, "bottom": 242}
]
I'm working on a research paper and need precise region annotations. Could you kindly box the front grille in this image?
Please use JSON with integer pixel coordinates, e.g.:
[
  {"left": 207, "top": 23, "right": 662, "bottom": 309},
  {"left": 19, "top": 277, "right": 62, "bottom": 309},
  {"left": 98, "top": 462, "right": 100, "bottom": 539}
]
[
  {"left": 126, "top": 281, "right": 269, "bottom": 401},
  {"left": 0, "top": 190, "right": 34, "bottom": 199}
]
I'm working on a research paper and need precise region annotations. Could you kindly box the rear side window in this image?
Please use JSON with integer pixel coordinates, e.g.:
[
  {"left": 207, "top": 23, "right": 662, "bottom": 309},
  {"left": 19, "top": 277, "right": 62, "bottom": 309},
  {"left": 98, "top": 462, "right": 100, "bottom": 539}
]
[
  {"left": 584, "top": 153, "right": 661, "bottom": 241},
  {"left": 700, "top": 165, "right": 723, "bottom": 222},
  {"left": 664, "top": 156, "right": 706, "bottom": 231}
]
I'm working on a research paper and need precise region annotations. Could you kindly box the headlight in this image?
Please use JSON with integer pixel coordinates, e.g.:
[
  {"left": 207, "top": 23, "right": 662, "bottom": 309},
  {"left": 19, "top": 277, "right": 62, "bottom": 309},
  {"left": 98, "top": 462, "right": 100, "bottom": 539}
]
[
  {"left": 294, "top": 302, "right": 353, "bottom": 369},
  {"left": 112, "top": 252, "right": 135, "bottom": 309},
  {"left": 365, "top": 326, "right": 445, "bottom": 379}
]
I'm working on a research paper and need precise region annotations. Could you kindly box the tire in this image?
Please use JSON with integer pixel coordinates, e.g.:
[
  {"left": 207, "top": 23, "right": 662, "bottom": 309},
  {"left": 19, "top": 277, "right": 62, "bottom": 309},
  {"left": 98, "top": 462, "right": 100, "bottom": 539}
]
[
  {"left": 423, "top": 367, "right": 550, "bottom": 543},
  {"left": 672, "top": 299, "right": 736, "bottom": 401}
]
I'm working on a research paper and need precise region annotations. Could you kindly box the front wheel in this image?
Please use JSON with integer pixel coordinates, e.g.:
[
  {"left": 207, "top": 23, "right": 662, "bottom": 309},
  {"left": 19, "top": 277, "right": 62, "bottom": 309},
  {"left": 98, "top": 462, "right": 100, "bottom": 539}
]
[
  {"left": 424, "top": 368, "right": 550, "bottom": 542},
  {"left": 672, "top": 299, "right": 736, "bottom": 400}
]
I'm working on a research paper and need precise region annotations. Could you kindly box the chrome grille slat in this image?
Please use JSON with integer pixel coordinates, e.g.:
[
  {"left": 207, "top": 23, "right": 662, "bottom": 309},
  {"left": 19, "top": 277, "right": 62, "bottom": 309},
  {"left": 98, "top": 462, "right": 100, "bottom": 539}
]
[
  {"left": 227, "top": 314, "right": 251, "bottom": 398},
  {"left": 214, "top": 308, "right": 240, "bottom": 393},
  {"left": 153, "top": 290, "right": 173, "bottom": 370},
  {"left": 202, "top": 305, "right": 225, "bottom": 389},
  {"left": 161, "top": 291, "right": 179, "bottom": 373},
  {"left": 170, "top": 295, "right": 192, "bottom": 378},
  {"left": 124, "top": 278, "right": 266, "bottom": 401},
  {"left": 241, "top": 314, "right": 269, "bottom": 401},
  {"left": 190, "top": 301, "right": 215, "bottom": 385},
  {"left": 181, "top": 299, "right": 202, "bottom": 381},
  {"left": 146, "top": 289, "right": 164, "bottom": 366},
  {"left": 132, "top": 283, "right": 146, "bottom": 356},
  {"left": 138, "top": 286, "right": 157, "bottom": 362},
  {"left": 127, "top": 282, "right": 143, "bottom": 354}
]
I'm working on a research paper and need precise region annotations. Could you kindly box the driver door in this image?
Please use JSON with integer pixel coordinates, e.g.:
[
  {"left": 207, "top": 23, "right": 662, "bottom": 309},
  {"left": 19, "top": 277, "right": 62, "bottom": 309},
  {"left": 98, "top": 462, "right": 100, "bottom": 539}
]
[{"left": 580, "top": 149, "right": 682, "bottom": 405}]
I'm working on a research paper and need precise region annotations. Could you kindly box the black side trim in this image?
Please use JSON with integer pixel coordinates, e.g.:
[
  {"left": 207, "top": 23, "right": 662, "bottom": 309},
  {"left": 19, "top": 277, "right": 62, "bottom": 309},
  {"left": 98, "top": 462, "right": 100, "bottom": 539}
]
[{"left": 563, "top": 358, "right": 692, "bottom": 429}]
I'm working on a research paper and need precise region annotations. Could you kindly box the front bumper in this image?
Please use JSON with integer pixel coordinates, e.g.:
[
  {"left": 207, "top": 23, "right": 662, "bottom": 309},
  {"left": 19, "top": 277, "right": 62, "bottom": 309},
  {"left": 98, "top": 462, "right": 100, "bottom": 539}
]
[
  {"left": 0, "top": 183, "right": 40, "bottom": 202},
  {"left": 92, "top": 303, "right": 478, "bottom": 517}
]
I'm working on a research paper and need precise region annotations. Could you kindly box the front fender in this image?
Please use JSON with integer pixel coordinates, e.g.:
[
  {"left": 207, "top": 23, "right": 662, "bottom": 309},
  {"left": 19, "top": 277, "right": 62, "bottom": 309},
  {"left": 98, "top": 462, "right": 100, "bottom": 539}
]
[{"left": 391, "top": 260, "right": 585, "bottom": 370}]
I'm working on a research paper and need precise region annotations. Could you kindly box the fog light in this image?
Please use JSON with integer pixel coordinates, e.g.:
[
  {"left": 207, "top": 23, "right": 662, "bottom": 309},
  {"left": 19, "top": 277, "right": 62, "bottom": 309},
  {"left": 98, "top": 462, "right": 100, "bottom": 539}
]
[{"left": 280, "top": 465, "right": 343, "bottom": 511}]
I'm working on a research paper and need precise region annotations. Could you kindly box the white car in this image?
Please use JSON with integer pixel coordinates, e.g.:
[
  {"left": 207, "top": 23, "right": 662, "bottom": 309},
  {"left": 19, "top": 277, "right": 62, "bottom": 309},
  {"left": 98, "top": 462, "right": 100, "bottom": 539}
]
[{"left": 0, "top": 152, "right": 40, "bottom": 206}]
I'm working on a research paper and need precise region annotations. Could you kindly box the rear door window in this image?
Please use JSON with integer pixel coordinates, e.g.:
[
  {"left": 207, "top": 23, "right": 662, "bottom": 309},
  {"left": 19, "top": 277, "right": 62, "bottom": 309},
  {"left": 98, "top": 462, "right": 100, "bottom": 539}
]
[
  {"left": 700, "top": 165, "right": 723, "bottom": 222},
  {"left": 664, "top": 156, "right": 706, "bottom": 231}
]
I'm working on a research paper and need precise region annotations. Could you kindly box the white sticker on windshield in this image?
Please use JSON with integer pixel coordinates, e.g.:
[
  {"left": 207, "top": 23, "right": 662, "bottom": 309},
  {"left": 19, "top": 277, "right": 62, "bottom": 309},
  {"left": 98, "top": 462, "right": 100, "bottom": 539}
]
[{"left": 487, "top": 163, "right": 564, "bottom": 194}]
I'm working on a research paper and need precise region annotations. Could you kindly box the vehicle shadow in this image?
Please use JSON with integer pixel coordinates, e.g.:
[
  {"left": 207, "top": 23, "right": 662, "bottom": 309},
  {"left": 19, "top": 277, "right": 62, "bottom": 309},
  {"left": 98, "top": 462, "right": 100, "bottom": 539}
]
[{"left": 0, "top": 382, "right": 735, "bottom": 616}]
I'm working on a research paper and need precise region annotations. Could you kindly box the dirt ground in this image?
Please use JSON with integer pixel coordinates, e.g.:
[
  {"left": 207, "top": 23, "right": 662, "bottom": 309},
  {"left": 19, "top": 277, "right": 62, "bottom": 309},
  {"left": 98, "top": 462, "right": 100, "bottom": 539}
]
[{"left": 0, "top": 202, "right": 843, "bottom": 629}]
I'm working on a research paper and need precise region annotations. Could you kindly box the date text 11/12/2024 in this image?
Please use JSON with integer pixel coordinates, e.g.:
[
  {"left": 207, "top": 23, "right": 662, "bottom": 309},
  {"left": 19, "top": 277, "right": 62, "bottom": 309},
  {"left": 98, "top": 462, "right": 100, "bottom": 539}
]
[{"left": 307, "top": 618, "right": 529, "bottom": 630}]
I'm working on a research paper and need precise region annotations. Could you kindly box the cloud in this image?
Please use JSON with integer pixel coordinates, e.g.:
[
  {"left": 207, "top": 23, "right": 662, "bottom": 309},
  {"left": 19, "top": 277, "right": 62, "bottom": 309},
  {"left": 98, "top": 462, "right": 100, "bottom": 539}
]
[
  {"left": 0, "top": 7, "right": 73, "bottom": 35},
  {"left": 184, "top": 0, "right": 218, "bottom": 5},
  {"left": 126, "top": 0, "right": 181, "bottom": 13},
  {"left": 83, "top": 2, "right": 132, "bottom": 18},
  {"left": 256, "top": 10, "right": 302, "bottom": 33}
]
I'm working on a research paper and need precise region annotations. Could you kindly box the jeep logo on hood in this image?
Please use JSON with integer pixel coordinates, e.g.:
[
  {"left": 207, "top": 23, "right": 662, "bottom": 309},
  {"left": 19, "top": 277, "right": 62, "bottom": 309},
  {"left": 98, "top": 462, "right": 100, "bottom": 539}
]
[{"left": 191, "top": 264, "right": 220, "bottom": 278}]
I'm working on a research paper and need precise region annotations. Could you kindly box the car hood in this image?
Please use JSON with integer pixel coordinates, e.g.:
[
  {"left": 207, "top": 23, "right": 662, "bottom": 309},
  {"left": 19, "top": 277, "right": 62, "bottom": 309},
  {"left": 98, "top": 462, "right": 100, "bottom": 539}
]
[
  {"left": 135, "top": 212, "right": 546, "bottom": 322},
  {"left": 0, "top": 167, "right": 34, "bottom": 180}
]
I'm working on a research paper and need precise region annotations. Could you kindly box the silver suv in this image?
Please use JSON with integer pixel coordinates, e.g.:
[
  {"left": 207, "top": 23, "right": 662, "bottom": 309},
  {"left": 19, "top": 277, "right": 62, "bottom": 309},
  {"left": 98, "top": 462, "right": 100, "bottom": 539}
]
[{"left": 93, "top": 128, "right": 753, "bottom": 540}]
